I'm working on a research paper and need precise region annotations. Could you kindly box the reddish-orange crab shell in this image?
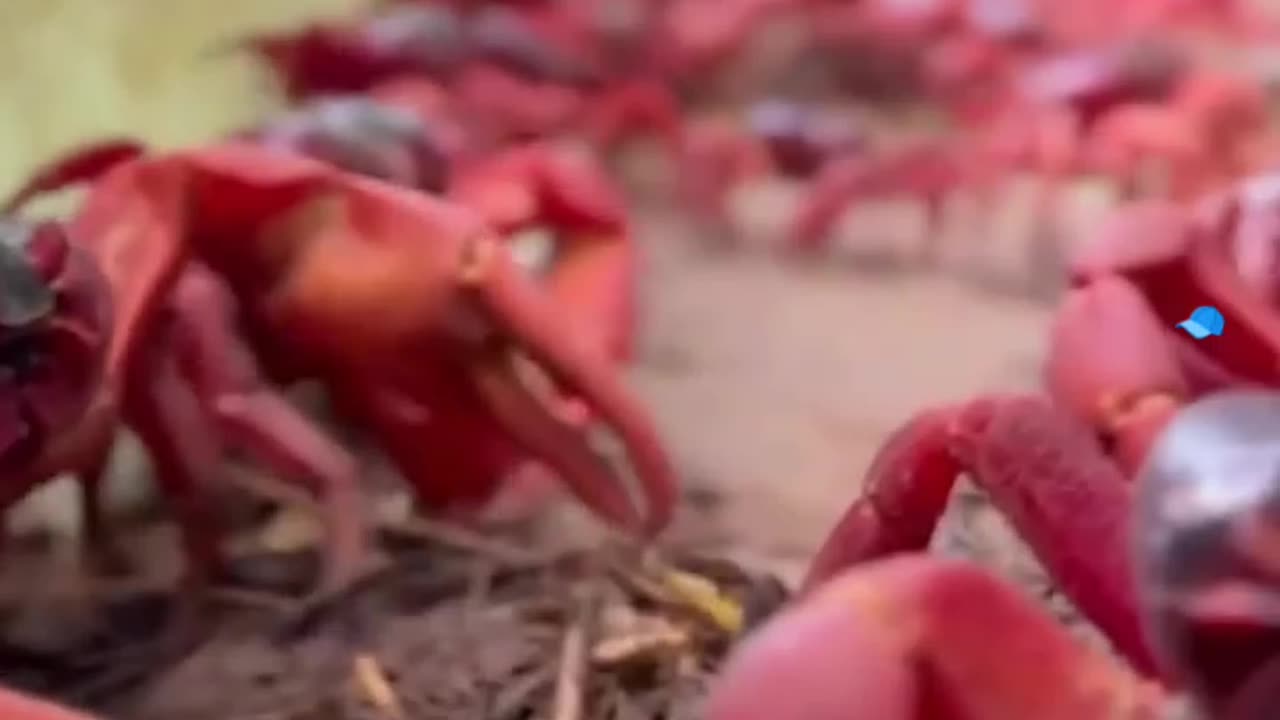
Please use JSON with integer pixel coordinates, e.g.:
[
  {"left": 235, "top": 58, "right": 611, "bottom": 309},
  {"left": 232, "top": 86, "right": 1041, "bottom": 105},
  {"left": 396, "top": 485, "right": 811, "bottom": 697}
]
[{"left": 70, "top": 143, "right": 676, "bottom": 535}]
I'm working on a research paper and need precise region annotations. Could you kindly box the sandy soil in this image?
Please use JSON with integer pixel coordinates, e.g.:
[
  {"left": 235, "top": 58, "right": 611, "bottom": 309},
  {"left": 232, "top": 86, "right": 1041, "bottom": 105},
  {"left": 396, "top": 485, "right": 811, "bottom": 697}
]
[{"left": 624, "top": 183, "right": 1058, "bottom": 584}]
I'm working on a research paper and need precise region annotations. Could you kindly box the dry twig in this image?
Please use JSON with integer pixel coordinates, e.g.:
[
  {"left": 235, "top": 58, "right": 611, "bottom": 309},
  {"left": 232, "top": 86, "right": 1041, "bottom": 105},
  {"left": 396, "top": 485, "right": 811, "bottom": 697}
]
[
  {"left": 551, "top": 581, "right": 602, "bottom": 720},
  {"left": 353, "top": 652, "right": 406, "bottom": 720}
]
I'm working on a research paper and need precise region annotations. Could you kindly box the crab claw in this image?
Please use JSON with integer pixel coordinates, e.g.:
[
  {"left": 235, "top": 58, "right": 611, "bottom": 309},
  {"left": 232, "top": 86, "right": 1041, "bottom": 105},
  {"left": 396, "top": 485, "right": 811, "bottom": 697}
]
[
  {"left": 1045, "top": 275, "right": 1187, "bottom": 477},
  {"left": 1135, "top": 389, "right": 1280, "bottom": 717},
  {"left": 451, "top": 229, "right": 670, "bottom": 533},
  {"left": 707, "top": 556, "right": 1163, "bottom": 720},
  {"left": 798, "top": 394, "right": 1155, "bottom": 674},
  {"left": 451, "top": 145, "right": 636, "bottom": 362}
]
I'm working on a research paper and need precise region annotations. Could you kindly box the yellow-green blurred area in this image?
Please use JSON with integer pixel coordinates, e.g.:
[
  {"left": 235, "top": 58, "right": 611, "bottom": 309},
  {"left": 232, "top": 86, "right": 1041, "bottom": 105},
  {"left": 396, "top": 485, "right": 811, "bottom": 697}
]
[{"left": 0, "top": 0, "right": 372, "bottom": 197}]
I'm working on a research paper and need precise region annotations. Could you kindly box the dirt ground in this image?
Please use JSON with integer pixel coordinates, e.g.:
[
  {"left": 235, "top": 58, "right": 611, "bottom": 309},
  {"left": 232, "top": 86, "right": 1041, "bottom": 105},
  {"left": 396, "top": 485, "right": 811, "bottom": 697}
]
[
  {"left": 0, "top": 173, "right": 1096, "bottom": 719},
  {"left": 627, "top": 183, "right": 1056, "bottom": 584}
]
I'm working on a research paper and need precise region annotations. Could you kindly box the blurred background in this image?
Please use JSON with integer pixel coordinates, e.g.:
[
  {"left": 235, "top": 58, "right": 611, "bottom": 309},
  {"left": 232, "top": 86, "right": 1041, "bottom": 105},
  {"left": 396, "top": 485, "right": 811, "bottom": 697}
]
[
  {"left": 2, "top": 1, "right": 1280, "bottom": 714},
  {"left": 6, "top": 0, "right": 1276, "bottom": 578},
  {"left": 0, "top": 0, "right": 1075, "bottom": 585},
  {"left": 7, "top": 0, "right": 1280, "bottom": 712}
]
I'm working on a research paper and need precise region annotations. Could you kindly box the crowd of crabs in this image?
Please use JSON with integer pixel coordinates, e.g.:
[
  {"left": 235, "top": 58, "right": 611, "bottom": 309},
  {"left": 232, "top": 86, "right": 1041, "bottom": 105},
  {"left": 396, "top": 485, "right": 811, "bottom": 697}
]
[{"left": 4, "top": 0, "right": 1280, "bottom": 717}]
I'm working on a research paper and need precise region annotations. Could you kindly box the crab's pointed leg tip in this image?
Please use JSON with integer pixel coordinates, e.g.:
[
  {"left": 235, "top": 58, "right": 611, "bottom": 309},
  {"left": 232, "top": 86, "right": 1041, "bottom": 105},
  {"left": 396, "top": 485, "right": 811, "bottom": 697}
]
[{"left": 706, "top": 588, "right": 914, "bottom": 720}]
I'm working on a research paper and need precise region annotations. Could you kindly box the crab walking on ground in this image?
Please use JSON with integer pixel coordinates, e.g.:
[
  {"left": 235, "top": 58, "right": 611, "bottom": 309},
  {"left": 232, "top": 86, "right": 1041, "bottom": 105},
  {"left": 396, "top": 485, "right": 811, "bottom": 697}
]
[{"left": 706, "top": 390, "right": 1280, "bottom": 719}]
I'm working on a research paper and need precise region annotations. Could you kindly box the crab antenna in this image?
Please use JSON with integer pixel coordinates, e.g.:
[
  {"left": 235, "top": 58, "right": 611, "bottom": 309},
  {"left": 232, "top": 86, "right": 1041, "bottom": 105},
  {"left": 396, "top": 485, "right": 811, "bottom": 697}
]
[{"left": 0, "top": 222, "right": 55, "bottom": 327}]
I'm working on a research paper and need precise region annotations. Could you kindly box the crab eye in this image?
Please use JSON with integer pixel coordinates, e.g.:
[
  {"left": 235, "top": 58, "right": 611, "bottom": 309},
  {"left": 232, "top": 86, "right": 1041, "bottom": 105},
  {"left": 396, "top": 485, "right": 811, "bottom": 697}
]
[
  {"left": 1134, "top": 390, "right": 1280, "bottom": 714},
  {"left": 0, "top": 220, "right": 57, "bottom": 329}
]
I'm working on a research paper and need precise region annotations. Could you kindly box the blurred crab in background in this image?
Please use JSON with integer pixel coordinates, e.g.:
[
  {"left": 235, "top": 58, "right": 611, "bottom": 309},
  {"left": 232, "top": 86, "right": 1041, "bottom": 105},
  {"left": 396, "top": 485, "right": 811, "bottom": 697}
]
[
  {"left": 680, "top": 98, "right": 967, "bottom": 260},
  {"left": 242, "top": 2, "right": 684, "bottom": 159},
  {"left": 706, "top": 389, "right": 1280, "bottom": 719},
  {"left": 974, "top": 44, "right": 1270, "bottom": 216},
  {"left": 8, "top": 137, "right": 676, "bottom": 544}
]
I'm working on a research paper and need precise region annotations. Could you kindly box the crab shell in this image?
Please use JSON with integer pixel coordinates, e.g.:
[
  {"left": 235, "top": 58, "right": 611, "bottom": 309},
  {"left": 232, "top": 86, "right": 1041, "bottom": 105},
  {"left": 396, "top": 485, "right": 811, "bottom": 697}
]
[{"left": 244, "top": 96, "right": 455, "bottom": 194}]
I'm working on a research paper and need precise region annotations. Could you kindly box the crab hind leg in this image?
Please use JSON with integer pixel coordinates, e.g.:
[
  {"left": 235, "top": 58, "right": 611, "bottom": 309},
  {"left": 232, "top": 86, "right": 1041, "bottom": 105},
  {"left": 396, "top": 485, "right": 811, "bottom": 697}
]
[
  {"left": 800, "top": 407, "right": 965, "bottom": 594},
  {"left": 464, "top": 239, "right": 678, "bottom": 536},
  {"left": 123, "top": 336, "right": 224, "bottom": 600},
  {"left": 167, "top": 267, "right": 367, "bottom": 599},
  {"left": 708, "top": 556, "right": 1162, "bottom": 720},
  {"left": 784, "top": 155, "right": 874, "bottom": 255},
  {"left": 948, "top": 395, "right": 1155, "bottom": 674},
  {"left": 530, "top": 156, "right": 637, "bottom": 362},
  {"left": 803, "top": 392, "right": 1155, "bottom": 674}
]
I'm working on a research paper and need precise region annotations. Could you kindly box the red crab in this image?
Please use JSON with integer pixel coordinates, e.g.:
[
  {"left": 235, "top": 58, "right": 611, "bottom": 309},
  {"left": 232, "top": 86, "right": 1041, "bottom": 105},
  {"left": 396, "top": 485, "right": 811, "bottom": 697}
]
[
  {"left": 966, "top": 44, "right": 1267, "bottom": 220},
  {"left": 1, "top": 140, "right": 370, "bottom": 601},
  {"left": 447, "top": 142, "right": 637, "bottom": 364},
  {"left": 653, "top": 0, "right": 805, "bottom": 81},
  {"left": 305, "top": 83, "right": 640, "bottom": 422},
  {"left": 243, "top": 3, "right": 683, "bottom": 156},
  {"left": 786, "top": 0, "right": 1051, "bottom": 106},
  {"left": 704, "top": 182, "right": 1280, "bottom": 717},
  {"left": 705, "top": 389, "right": 1280, "bottom": 719},
  {"left": 247, "top": 82, "right": 637, "bottom": 369},
  {"left": 850, "top": 190, "right": 1280, "bottom": 644},
  {"left": 680, "top": 100, "right": 964, "bottom": 258},
  {"left": 17, "top": 140, "right": 675, "bottom": 539}
]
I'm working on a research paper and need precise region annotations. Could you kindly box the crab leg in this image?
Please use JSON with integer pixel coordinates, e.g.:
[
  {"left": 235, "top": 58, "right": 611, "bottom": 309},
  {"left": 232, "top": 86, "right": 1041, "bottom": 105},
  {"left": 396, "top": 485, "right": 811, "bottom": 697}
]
[
  {"left": 784, "top": 145, "right": 959, "bottom": 257},
  {"left": 801, "top": 394, "right": 1156, "bottom": 674},
  {"left": 169, "top": 268, "right": 367, "bottom": 598},
  {"left": 123, "top": 337, "right": 224, "bottom": 591},
  {"left": 707, "top": 556, "right": 1165, "bottom": 720},
  {"left": 337, "top": 380, "right": 524, "bottom": 516},
  {"left": 1044, "top": 275, "right": 1189, "bottom": 477},
  {"left": 0, "top": 686, "right": 101, "bottom": 720},
  {"left": 527, "top": 151, "right": 637, "bottom": 363},
  {"left": 584, "top": 79, "right": 685, "bottom": 155}
]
